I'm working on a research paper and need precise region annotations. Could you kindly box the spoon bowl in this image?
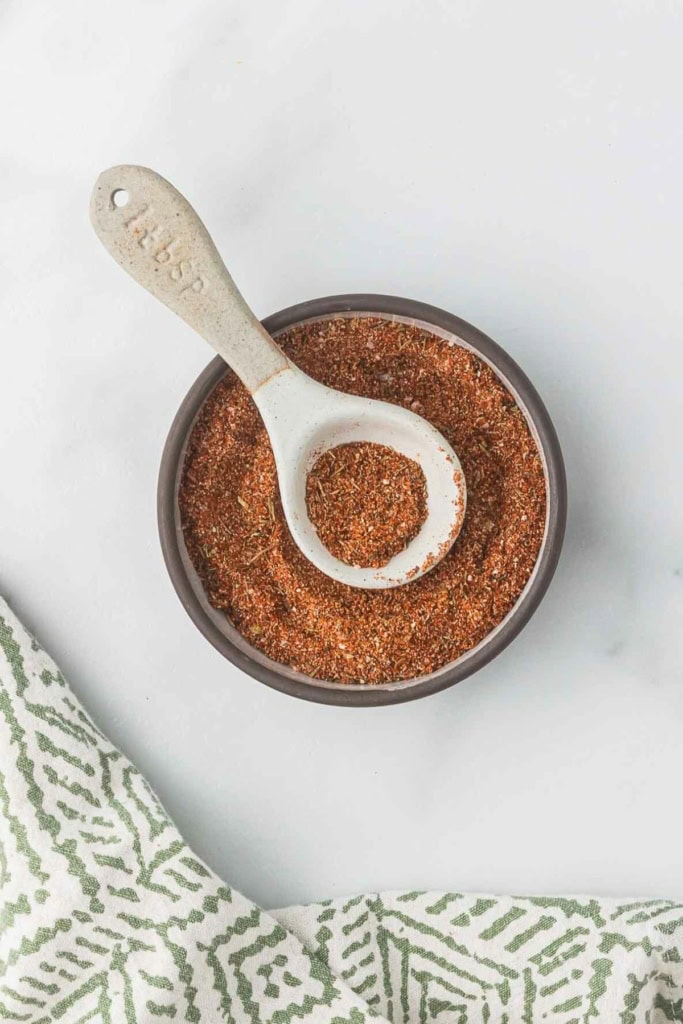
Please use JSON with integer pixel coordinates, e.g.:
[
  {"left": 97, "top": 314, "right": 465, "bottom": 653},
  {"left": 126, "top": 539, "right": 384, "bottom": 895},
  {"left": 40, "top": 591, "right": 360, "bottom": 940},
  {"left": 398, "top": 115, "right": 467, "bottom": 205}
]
[
  {"left": 255, "top": 368, "right": 465, "bottom": 587},
  {"left": 90, "top": 165, "right": 466, "bottom": 588}
]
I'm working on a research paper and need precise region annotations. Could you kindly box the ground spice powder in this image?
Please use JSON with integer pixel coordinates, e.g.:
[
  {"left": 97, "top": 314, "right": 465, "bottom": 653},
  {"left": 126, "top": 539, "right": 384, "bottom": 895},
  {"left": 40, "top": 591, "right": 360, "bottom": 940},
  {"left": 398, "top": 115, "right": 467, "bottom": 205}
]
[
  {"left": 306, "top": 442, "right": 428, "bottom": 568},
  {"left": 179, "top": 316, "right": 546, "bottom": 684}
]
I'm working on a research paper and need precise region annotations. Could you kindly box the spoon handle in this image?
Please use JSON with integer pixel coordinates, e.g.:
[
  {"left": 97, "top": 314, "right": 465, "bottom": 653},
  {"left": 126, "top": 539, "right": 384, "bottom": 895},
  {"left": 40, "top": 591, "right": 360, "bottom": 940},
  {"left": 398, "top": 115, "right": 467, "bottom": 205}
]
[{"left": 90, "top": 165, "right": 288, "bottom": 393}]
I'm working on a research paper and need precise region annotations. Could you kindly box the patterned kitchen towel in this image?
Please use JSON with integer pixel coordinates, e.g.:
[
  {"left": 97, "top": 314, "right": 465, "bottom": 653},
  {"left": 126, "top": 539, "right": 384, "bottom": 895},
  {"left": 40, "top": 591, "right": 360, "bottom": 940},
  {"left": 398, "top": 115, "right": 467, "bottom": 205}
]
[{"left": 0, "top": 595, "right": 681, "bottom": 1023}]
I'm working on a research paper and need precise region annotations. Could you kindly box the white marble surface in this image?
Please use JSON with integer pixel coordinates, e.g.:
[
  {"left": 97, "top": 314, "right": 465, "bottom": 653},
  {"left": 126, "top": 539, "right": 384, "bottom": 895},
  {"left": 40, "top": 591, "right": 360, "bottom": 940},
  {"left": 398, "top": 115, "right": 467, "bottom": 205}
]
[{"left": 1, "top": 0, "right": 681, "bottom": 908}]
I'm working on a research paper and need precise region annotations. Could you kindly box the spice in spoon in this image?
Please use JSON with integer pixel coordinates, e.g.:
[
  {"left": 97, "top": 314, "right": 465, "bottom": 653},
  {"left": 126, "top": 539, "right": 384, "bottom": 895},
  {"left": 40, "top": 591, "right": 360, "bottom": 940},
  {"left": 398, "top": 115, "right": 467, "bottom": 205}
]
[{"left": 305, "top": 442, "right": 428, "bottom": 568}]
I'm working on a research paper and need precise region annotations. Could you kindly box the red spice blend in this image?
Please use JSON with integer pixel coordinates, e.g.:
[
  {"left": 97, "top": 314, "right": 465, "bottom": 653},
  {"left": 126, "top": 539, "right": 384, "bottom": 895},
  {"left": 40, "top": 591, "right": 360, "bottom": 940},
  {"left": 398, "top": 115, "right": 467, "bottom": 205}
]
[
  {"left": 305, "top": 442, "right": 428, "bottom": 568},
  {"left": 179, "top": 316, "right": 546, "bottom": 684}
]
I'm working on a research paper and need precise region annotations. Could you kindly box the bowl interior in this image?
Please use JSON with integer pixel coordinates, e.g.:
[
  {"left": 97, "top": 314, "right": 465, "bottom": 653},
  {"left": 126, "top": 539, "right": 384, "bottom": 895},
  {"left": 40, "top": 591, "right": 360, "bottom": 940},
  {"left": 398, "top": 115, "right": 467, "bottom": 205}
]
[{"left": 158, "top": 296, "right": 566, "bottom": 706}]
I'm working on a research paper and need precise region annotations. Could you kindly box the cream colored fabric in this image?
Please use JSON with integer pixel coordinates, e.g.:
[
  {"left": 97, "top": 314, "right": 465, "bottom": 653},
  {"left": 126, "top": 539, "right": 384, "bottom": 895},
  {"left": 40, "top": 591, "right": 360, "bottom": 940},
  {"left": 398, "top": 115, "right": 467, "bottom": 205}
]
[{"left": 1, "top": 596, "right": 681, "bottom": 1023}]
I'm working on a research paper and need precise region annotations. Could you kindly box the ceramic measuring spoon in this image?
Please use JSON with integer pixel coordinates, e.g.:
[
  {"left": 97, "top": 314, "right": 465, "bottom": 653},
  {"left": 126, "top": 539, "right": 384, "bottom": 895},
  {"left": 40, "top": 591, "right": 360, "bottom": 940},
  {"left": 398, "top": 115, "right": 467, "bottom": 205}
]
[{"left": 90, "top": 166, "right": 466, "bottom": 589}]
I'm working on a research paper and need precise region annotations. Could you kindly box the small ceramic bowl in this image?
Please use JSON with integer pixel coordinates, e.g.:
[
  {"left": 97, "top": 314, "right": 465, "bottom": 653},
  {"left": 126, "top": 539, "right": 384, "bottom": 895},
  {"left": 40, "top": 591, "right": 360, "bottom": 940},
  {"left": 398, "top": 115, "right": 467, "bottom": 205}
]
[{"left": 158, "top": 294, "right": 566, "bottom": 706}]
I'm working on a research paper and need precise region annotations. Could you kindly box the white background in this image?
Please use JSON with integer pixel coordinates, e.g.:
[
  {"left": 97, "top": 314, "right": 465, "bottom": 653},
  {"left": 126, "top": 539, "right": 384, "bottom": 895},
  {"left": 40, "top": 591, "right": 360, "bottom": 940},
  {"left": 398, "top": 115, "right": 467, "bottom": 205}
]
[{"left": 1, "top": 0, "right": 681, "bottom": 909}]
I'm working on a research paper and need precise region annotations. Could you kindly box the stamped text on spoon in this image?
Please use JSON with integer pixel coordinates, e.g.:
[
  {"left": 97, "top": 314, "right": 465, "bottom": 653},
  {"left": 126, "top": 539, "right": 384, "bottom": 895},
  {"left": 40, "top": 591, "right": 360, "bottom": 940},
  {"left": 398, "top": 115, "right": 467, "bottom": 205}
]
[{"left": 124, "top": 204, "right": 208, "bottom": 296}]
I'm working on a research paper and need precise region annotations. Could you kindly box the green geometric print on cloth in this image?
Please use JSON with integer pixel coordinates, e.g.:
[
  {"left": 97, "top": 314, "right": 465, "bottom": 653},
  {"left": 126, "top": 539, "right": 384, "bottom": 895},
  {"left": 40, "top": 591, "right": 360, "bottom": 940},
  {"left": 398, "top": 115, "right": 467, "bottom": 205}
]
[{"left": 0, "top": 596, "right": 681, "bottom": 1023}]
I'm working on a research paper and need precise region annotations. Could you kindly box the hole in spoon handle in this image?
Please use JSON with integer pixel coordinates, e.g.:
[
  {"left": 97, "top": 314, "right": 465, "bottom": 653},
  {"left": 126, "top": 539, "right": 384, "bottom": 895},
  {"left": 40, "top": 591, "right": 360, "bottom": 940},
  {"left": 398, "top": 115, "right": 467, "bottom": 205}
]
[{"left": 89, "top": 165, "right": 288, "bottom": 393}]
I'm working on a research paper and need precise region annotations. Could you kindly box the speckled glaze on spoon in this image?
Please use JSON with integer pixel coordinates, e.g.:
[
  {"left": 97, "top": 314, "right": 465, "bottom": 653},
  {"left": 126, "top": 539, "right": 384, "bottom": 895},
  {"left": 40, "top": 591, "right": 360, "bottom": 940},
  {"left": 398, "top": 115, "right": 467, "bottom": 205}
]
[{"left": 90, "top": 165, "right": 466, "bottom": 588}]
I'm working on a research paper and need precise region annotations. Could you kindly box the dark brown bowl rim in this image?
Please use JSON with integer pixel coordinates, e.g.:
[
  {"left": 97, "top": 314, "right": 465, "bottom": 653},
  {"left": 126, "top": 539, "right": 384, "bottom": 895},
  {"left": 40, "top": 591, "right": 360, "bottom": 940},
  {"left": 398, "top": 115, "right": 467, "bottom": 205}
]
[{"left": 158, "top": 294, "right": 567, "bottom": 707}]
